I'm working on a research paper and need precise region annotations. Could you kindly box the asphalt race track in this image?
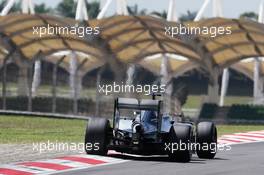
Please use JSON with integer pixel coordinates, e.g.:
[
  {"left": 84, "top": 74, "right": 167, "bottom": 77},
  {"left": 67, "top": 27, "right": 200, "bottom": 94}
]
[{"left": 54, "top": 142, "right": 264, "bottom": 175}]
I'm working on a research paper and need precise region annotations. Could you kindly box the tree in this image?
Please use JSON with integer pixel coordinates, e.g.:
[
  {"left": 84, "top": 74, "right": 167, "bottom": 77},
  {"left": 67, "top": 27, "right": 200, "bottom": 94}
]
[
  {"left": 56, "top": 0, "right": 100, "bottom": 19},
  {"left": 151, "top": 10, "right": 167, "bottom": 19},
  {"left": 86, "top": 1, "right": 100, "bottom": 19},
  {"left": 0, "top": 0, "right": 20, "bottom": 13},
  {"left": 179, "top": 10, "right": 197, "bottom": 22},
  {"left": 56, "top": 0, "right": 76, "bottom": 18},
  {"left": 127, "top": 4, "right": 147, "bottom": 15},
  {"left": 0, "top": 1, "right": 7, "bottom": 10},
  {"left": 240, "top": 12, "right": 258, "bottom": 21},
  {"left": 35, "top": 3, "right": 52, "bottom": 14},
  {"left": 0, "top": 1, "right": 52, "bottom": 14}
]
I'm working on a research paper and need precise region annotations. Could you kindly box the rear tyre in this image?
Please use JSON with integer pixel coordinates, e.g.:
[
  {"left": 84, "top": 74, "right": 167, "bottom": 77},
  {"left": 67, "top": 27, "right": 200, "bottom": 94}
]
[
  {"left": 167, "top": 124, "right": 192, "bottom": 162},
  {"left": 196, "top": 122, "right": 217, "bottom": 159},
  {"left": 84, "top": 118, "right": 110, "bottom": 155}
]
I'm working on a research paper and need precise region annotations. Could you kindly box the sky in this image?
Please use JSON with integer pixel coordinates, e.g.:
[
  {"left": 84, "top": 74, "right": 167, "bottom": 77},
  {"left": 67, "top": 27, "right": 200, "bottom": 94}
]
[{"left": 26, "top": 0, "right": 263, "bottom": 18}]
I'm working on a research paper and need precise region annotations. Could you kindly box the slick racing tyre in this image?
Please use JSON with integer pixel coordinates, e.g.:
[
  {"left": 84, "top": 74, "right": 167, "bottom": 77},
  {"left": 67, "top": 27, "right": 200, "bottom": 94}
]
[
  {"left": 85, "top": 118, "right": 110, "bottom": 155},
  {"left": 167, "top": 124, "right": 192, "bottom": 162},
  {"left": 196, "top": 122, "right": 217, "bottom": 159}
]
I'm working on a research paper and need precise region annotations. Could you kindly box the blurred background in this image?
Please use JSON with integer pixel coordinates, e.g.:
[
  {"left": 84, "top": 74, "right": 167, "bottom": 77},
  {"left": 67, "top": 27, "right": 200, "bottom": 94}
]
[{"left": 0, "top": 0, "right": 263, "bottom": 122}]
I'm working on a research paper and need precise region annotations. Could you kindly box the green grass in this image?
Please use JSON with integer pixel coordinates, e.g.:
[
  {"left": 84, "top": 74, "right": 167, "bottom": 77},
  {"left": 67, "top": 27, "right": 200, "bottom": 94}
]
[
  {"left": 0, "top": 115, "right": 264, "bottom": 144},
  {"left": 184, "top": 95, "right": 252, "bottom": 108},
  {"left": 217, "top": 124, "right": 264, "bottom": 136},
  {"left": 0, "top": 115, "right": 87, "bottom": 143}
]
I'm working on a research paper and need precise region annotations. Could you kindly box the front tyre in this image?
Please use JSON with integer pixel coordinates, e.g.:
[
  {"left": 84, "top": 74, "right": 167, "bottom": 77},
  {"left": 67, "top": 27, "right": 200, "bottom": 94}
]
[
  {"left": 196, "top": 122, "right": 217, "bottom": 159},
  {"left": 84, "top": 118, "right": 110, "bottom": 155}
]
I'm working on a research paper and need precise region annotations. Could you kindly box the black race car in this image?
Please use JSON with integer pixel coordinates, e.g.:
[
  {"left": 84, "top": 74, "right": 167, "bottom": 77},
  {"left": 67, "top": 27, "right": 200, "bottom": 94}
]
[{"left": 84, "top": 94, "right": 217, "bottom": 162}]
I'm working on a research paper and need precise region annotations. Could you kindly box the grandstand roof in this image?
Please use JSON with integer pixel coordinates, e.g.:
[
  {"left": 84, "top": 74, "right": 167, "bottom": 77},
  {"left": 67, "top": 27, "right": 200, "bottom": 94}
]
[
  {"left": 232, "top": 59, "right": 264, "bottom": 79},
  {"left": 186, "top": 18, "right": 264, "bottom": 68},
  {"left": 88, "top": 15, "right": 201, "bottom": 63},
  {"left": 0, "top": 14, "right": 264, "bottom": 77},
  {"left": 45, "top": 52, "right": 105, "bottom": 74},
  {"left": 0, "top": 14, "right": 103, "bottom": 62},
  {"left": 138, "top": 54, "right": 197, "bottom": 78}
]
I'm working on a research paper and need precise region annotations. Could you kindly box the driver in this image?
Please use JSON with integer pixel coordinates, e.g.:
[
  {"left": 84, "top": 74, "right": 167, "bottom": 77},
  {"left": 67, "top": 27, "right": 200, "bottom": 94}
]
[
  {"left": 140, "top": 110, "right": 157, "bottom": 133},
  {"left": 142, "top": 110, "right": 157, "bottom": 125}
]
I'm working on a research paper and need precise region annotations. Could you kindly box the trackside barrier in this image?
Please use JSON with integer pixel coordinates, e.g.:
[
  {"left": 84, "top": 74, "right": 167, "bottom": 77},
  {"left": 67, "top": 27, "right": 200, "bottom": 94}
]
[{"left": 199, "top": 103, "right": 264, "bottom": 123}]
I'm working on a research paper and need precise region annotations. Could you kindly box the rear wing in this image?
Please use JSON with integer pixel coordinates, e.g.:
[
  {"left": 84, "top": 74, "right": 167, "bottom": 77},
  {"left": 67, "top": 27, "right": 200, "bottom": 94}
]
[
  {"left": 140, "top": 99, "right": 160, "bottom": 110},
  {"left": 114, "top": 97, "right": 163, "bottom": 134},
  {"left": 115, "top": 98, "right": 161, "bottom": 111},
  {"left": 116, "top": 98, "right": 138, "bottom": 109}
]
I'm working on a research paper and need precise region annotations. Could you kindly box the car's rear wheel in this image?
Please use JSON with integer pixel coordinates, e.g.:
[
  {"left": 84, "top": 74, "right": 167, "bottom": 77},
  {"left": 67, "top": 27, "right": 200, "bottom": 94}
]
[
  {"left": 167, "top": 124, "right": 192, "bottom": 162},
  {"left": 85, "top": 118, "right": 110, "bottom": 155},
  {"left": 196, "top": 122, "right": 217, "bottom": 159}
]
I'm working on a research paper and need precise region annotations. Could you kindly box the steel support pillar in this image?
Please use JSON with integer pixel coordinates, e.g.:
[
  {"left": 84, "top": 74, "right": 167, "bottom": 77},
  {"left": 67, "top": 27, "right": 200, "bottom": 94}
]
[
  {"left": 161, "top": 55, "right": 173, "bottom": 113},
  {"left": 207, "top": 69, "right": 219, "bottom": 104},
  {"left": 219, "top": 68, "right": 229, "bottom": 106}
]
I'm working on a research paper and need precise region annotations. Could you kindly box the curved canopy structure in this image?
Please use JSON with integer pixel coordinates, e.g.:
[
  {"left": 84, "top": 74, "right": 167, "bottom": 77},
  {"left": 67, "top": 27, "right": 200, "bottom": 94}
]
[
  {"left": 138, "top": 54, "right": 197, "bottom": 78},
  {"left": 88, "top": 15, "right": 201, "bottom": 63},
  {"left": 232, "top": 59, "right": 264, "bottom": 80},
  {"left": 0, "top": 14, "right": 263, "bottom": 78},
  {"left": 139, "top": 55, "right": 264, "bottom": 82},
  {"left": 0, "top": 14, "right": 103, "bottom": 61},
  {"left": 46, "top": 52, "right": 105, "bottom": 75},
  {"left": 186, "top": 17, "right": 264, "bottom": 68}
]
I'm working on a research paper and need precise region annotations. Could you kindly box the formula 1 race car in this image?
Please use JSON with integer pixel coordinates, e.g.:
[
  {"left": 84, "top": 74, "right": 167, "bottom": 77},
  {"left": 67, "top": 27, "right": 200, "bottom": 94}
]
[{"left": 84, "top": 93, "right": 217, "bottom": 162}]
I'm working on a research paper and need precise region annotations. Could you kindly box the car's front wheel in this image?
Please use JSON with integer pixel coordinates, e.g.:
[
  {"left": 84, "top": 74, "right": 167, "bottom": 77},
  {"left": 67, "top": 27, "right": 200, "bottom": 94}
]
[{"left": 84, "top": 118, "right": 110, "bottom": 155}]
